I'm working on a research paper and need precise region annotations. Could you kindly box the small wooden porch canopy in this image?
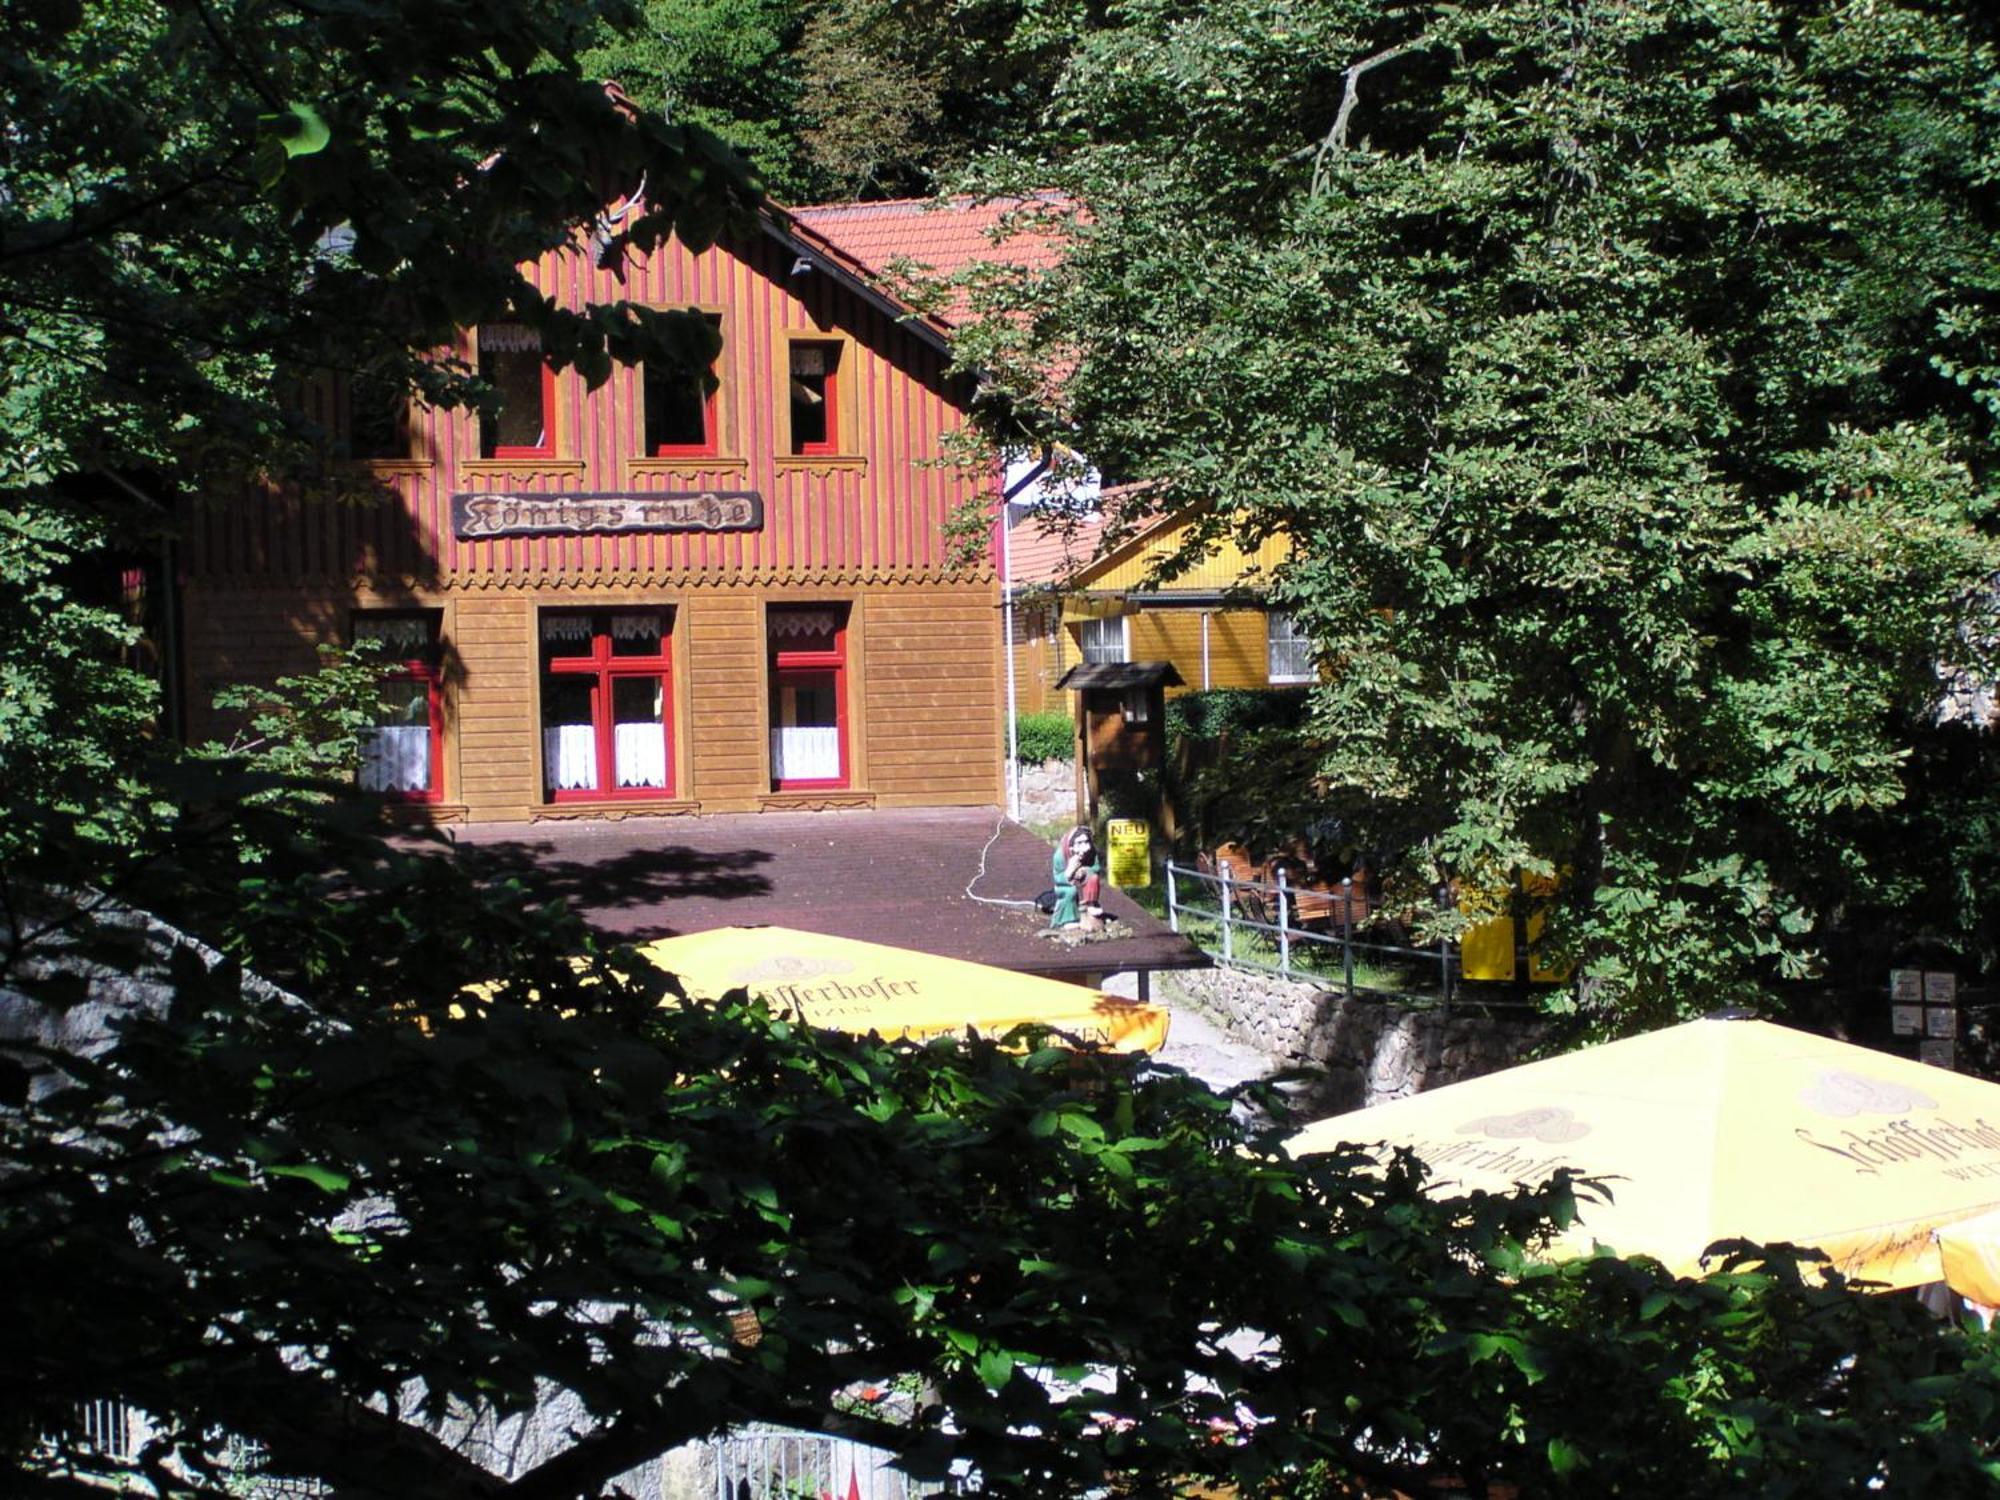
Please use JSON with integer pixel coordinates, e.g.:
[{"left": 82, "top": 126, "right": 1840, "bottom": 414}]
[{"left": 1056, "top": 660, "right": 1183, "bottom": 821}]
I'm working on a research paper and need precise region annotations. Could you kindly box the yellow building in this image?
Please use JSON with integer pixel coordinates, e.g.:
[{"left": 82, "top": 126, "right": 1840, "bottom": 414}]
[{"left": 1006, "top": 505, "right": 1303, "bottom": 718}]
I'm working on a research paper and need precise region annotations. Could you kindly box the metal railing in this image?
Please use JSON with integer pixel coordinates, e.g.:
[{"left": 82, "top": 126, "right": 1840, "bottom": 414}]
[
  {"left": 713, "top": 1427, "right": 967, "bottom": 1499},
  {"left": 1166, "top": 860, "right": 1460, "bottom": 1007}
]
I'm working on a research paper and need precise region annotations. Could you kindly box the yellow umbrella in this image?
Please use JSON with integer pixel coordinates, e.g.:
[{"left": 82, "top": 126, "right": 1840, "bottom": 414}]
[
  {"left": 634, "top": 926, "right": 1170, "bottom": 1053},
  {"left": 1287, "top": 1015, "right": 2000, "bottom": 1289},
  {"left": 1935, "top": 1208, "right": 2000, "bottom": 1307}
]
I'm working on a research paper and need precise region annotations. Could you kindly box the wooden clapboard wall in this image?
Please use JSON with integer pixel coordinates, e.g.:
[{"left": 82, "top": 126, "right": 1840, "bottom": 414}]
[{"left": 179, "top": 221, "right": 1004, "bottom": 821}]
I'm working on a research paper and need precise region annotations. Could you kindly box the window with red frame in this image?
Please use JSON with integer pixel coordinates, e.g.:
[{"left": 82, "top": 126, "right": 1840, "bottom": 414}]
[
  {"left": 768, "top": 605, "right": 849, "bottom": 790},
  {"left": 540, "top": 611, "right": 674, "bottom": 801},
  {"left": 479, "top": 323, "right": 555, "bottom": 458},
  {"left": 346, "top": 369, "right": 410, "bottom": 461},
  {"left": 787, "top": 342, "right": 841, "bottom": 456},
  {"left": 644, "top": 314, "right": 721, "bottom": 455},
  {"left": 354, "top": 612, "right": 443, "bottom": 802}
]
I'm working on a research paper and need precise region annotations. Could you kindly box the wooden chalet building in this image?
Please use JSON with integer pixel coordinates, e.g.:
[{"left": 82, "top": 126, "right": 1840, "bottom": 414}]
[
  {"left": 1006, "top": 502, "right": 1305, "bottom": 716},
  {"left": 179, "top": 199, "right": 1048, "bottom": 823}
]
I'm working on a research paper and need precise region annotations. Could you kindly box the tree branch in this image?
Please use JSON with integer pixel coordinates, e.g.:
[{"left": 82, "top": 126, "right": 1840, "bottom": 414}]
[
  {"left": 1309, "top": 42, "right": 1422, "bottom": 196},
  {"left": 0, "top": 166, "right": 241, "bottom": 264}
]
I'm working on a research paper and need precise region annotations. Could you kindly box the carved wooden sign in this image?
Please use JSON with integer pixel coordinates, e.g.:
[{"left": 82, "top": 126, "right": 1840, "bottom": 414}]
[{"left": 451, "top": 490, "right": 763, "bottom": 540}]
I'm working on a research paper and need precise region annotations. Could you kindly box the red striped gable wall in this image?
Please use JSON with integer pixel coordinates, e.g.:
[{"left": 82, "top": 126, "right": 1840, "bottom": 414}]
[{"left": 185, "top": 229, "right": 994, "bottom": 590}]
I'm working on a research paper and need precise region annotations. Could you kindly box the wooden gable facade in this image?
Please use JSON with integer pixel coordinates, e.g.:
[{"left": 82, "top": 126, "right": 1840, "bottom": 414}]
[
  {"left": 179, "top": 211, "right": 1004, "bottom": 822},
  {"left": 1007, "top": 507, "right": 1300, "bottom": 716}
]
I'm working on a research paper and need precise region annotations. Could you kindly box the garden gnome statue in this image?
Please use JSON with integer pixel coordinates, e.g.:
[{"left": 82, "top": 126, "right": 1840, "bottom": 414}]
[{"left": 1050, "top": 825, "right": 1104, "bottom": 931}]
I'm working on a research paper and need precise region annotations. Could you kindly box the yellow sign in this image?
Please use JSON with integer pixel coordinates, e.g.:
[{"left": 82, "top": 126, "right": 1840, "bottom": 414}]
[
  {"left": 1289, "top": 1016, "right": 2000, "bottom": 1290},
  {"left": 1105, "top": 819, "right": 1150, "bottom": 888},
  {"left": 635, "top": 925, "right": 1169, "bottom": 1053},
  {"left": 1460, "top": 914, "right": 1516, "bottom": 982}
]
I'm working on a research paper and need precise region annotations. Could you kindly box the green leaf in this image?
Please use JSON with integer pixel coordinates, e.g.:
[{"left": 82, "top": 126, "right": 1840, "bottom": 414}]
[
  {"left": 1548, "top": 1436, "right": 1585, "bottom": 1474},
  {"left": 276, "top": 102, "right": 331, "bottom": 158},
  {"left": 975, "top": 1347, "right": 1015, "bottom": 1390},
  {"left": 267, "top": 1162, "right": 352, "bottom": 1194}
]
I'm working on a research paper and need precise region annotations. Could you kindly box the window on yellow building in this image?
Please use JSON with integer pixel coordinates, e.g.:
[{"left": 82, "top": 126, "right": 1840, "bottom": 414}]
[
  {"left": 1078, "top": 614, "right": 1128, "bottom": 665},
  {"left": 1267, "top": 610, "right": 1314, "bottom": 683}
]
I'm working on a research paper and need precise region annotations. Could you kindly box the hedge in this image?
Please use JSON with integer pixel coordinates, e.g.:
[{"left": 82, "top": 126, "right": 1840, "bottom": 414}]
[
  {"left": 1012, "top": 711, "right": 1074, "bottom": 764},
  {"left": 1165, "top": 686, "right": 1312, "bottom": 743}
]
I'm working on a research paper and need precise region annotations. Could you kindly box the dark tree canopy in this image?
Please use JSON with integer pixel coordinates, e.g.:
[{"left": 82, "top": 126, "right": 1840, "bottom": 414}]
[
  {"left": 5, "top": 2, "right": 2000, "bottom": 1497},
  {"left": 953, "top": 0, "right": 2000, "bottom": 1027}
]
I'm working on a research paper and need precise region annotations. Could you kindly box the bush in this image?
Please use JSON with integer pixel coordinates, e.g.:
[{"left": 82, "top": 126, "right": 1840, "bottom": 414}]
[
  {"left": 1013, "top": 710, "right": 1073, "bottom": 764},
  {"left": 1166, "top": 686, "right": 1311, "bottom": 743}
]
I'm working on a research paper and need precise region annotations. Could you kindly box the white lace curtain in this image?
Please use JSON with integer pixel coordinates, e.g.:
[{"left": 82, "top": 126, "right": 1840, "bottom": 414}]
[
  {"left": 361, "top": 726, "right": 430, "bottom": 793},
  {"left": 772, "top": 726, "right": 840, "bottom": 781},
  {"left": 543, "top": 724, "right": 667, "bottom": 792},
  {"left": 354, "top": 615, "right": 432, "bottom": 656},
  {"left": 480, "top": 322, "right": 541, "bottom": 353},
  {"left": 543, "top": 725, "right": 598, "bottom": 791},
  {"left": 542, "top": 613, "right": 666, "bottom": 647},
  {"left": 613, "top": 723, "right": 667, "bottom": 788},
  {"left": 610, "top": 613, "right": 661, "bottom": 642},
  {"left": 768, "top": 610, "right": 836, "bottom": 641}
]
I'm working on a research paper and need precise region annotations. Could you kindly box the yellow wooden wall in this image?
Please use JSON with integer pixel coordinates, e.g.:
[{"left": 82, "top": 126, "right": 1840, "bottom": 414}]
[
  {"left": 1082, "top": 516, "right": 1292, "bottom": 595},
  {"left": 1127, "top": 607, "right": 1269, "bottom": 695},
  {"left": 1006, "top": 599, "right": 1071, "bottom": 716}
]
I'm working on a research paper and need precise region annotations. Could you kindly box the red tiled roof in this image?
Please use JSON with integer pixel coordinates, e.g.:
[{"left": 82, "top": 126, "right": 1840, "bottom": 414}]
[
  {"left": 1006, "top": 482, "right": 1179, "bottom": 588},
  {"left": 790, "top": 194, "right": 1071, "bottom": 326},
  {"left": 1007, "top": 508, "right": 1108, "bottom": 588}
]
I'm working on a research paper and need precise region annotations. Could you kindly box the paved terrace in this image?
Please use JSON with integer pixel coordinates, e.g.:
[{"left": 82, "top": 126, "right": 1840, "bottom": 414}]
[{"left": 450, "top": 808, "right": 1206, "bottom": 983}]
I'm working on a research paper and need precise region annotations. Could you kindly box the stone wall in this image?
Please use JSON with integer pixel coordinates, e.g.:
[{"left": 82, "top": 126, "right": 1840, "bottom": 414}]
[
  {"left": 1162, "top": 966, "right": 1547, "bottom": 1115},
  {"left": 1015, "top": 756, "right": 1078, "bottom": 829}
]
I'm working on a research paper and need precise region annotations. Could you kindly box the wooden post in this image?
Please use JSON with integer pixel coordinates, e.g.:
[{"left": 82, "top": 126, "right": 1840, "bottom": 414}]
[
  {"left": 1074, "top": 690, "right": 1094, "bottom": 825},
  {"left": 1166, "top": 861, "right": 1180, "bottom": 934}
]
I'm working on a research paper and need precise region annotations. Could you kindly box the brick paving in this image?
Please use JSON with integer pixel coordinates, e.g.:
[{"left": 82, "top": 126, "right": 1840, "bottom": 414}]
[{"left": 451, "top": 808, "right": 1207, "bottom": 980}]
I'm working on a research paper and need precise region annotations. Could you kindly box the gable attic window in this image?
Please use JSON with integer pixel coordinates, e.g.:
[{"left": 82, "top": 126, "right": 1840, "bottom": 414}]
[
  {"left": 478, "top": 323, "right": 555, "bottom": 458},
  {"left": 346, "top": 370, "right": 410, "bottom": 461},
  {"left": 787, "top": 342, "right": 842, "bottom": 456},
  {"left": 644, "top": 314, "right": 721, "bottom": 456}
]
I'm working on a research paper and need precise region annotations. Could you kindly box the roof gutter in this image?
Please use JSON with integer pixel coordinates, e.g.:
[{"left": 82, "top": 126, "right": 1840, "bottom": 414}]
[{"left": 759, "top": 211, "right": 955, "bottom": 358}]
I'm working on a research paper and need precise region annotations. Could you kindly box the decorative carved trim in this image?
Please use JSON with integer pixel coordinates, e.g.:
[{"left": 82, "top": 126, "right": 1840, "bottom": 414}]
[
  {"left": 190, "top": 566, "right": 999, "bottom": 592},
  {"left": 384, "top": 801, "right": 469, "bottom": 826},
  {"left": 774, "top": 454, "right": 867, "bottom": 477},
  {"left": 457, "top": 458, "right": 588, "bottom": 481},
  {"left": 528, "top": 798, "right": 702, "bottom": 822},
  {"left": 439, "top": 566, "right": 994, "bottom": 591},
  {"left": 625, "top": 456, "right": 751, "bottom": 481},
  {"left": 756, "top": 790, "right": 878, "bottom": 812}
]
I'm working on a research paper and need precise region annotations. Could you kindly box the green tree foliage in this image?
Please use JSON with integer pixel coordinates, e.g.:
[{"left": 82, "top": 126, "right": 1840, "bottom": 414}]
[
  {"left": 586, "top": 0, "right": 1093, "bottom": 204},
  {"left": 11, "top": 797, "right": 2000, "bottom": 1497},
  {"left": 585, "top": 0, "right": 816, "bottom": 199},
  {"left": 0, "top": 0, "right": 755, "bottom": 867},
  {"left": 953, "top": 0, "right": 2000, "bottom": 1026},
  {"left": 7, "top": 2, "right": 2000, "bottom": 1493},
  {"left": 794, "top": 0, "right": 1090, "bottom": 199}
]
